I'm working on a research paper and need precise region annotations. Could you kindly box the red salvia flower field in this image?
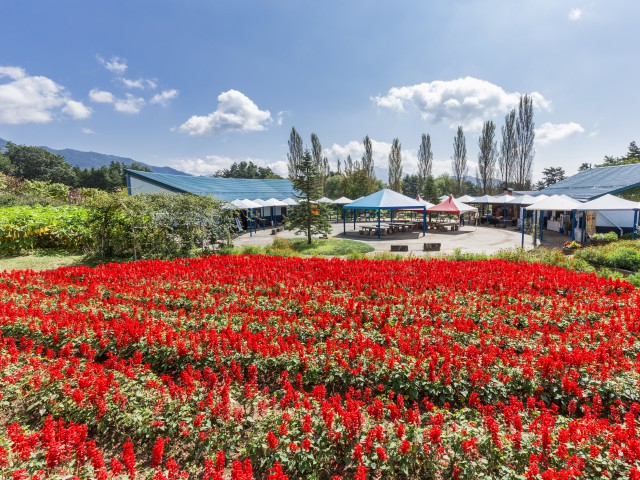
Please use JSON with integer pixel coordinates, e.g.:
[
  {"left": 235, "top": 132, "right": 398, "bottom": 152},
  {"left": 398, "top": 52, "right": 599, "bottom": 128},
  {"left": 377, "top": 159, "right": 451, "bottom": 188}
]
[{"left": 0, "top": 254, "right": 639, "bottom": 478}]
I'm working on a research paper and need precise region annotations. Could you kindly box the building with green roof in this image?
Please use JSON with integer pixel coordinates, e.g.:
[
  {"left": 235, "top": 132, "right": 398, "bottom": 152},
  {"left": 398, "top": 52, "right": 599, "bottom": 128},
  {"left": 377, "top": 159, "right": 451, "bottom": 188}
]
[
  {"left": 537, "top": 164, "right": 640, "bottom": 236},
  {"left": 125, "top": 169, "right": 296, "bottom": 201},
  {"left": 538, "top": 163, "right": 640, "bottom": 202}
]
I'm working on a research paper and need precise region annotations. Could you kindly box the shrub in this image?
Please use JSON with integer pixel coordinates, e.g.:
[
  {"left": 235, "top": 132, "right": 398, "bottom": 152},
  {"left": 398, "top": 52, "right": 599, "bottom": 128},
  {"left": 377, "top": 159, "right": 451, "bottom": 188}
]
[
  {"left": 590, "top": 231, "right": 619, "bottom": 242},
  {"left": 0, "top": 205, "right": 91, "bottom": 254}
]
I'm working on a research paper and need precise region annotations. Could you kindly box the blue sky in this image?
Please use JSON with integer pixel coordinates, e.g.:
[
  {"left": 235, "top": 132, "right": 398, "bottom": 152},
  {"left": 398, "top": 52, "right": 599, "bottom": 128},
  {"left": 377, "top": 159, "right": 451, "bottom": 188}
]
[{"left": 1, "top": 0, "right": 638, "bottom": 182}]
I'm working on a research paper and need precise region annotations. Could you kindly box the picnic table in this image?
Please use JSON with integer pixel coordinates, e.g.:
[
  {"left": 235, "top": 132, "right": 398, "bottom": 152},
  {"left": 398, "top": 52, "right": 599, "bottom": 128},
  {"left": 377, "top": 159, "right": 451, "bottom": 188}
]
[
  {"left": 426, "top": 220, "right": 459, "bottom": 231},
  {"left": 388, "top": 222, "right": 414, "bottom": 233},
  {"left": 359, "top": 224, "right": 391, "bottom": 235}
]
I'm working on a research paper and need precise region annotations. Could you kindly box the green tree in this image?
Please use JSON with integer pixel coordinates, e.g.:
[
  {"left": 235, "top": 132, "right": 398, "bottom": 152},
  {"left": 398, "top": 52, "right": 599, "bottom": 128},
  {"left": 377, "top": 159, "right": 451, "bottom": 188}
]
[
  {"left": 451, "top": 126, "right": 468, "bottom": 195},
  {"left": 434, "top": 173, "right": 455, "bottom": 200},
  {"left": 598, "top": 141, "right": 640, "bottom": 167},
  {"left": 285, "top": 150, "right": 331, "bottom": 244},
  {"left": 476, "top": 120, "right": 497, "bottom": 194},
  {"left": 540, "top": 166, "right": 566, "bottom": 188},
  {"left": 214, "top": 161, "right": 281, "bottom": 179},
  {"left": 0, "top": 152, "right": 12, "bottom": 174},
  {"left": 311, "top": 133, "right": 329, "bottom": 194},
  {"left": 388, "top": 138, "right": 403, "bottom": 192},
  {"left": 361, "top": 135, "right": 375, "bottom": 180},
  {"left": 287, "top": 127, "right": 303, "bottom": 180},
  {"left": 422, "top": 174, "right": 438, "bottom": 203},
  {"left": 402, "top": 174, "right": 419, "bottom": 198},
  {"left": 499, "top": 109, "right": 516, "bottom": 188},
  {"left": 578, "top": 162, "right": 592, "bottom": 172},
  {"left": 341, "top": 168, "right": 381, "bottom": 201},
  {"left": 5, "top": 142, "right": 77, "bottom": 185},
  {"left": 417, "top": 133, "right": 433, "bottom": 197},
  {"left": 324, "top": 174, "right": 344, "bottom": 199},
  {"left": 514, "top": 95, "right": 535, "bottom": 190}
]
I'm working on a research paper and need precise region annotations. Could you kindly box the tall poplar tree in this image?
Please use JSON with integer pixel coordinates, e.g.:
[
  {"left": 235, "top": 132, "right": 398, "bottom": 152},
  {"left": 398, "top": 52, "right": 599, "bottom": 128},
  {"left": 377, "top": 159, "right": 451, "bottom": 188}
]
[
  {"left": 388, "top": 138, "right": 403, "bottom": 192},
  {"left": 514, "top": 94, "right": 535, "bottom": 190},
  {"left": 476, "top": 120, "right": 497, "bottom": 194},
  {"left": 417, "top": 133, "right": 433, "bottom": 197},
  {"left": 287, "top": 127, "right": 303, "bottom": 180},
  {"left": 499, "top": 110, "right": 517, "bottom": 189},
  {"left": 451, "top": 126, "right": 468, "bottom": 196},
  {"left": 311, "top": 133, "right": 329, "bottom": 195},
  {"left": 361, "top": 135, "right": 375, "bottom": 180}
]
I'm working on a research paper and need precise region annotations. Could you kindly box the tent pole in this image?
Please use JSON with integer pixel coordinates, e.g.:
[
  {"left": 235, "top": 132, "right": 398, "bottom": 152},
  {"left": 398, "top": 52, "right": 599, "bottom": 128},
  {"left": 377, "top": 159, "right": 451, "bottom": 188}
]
[
  {"left": 423, "top": 208, "right": 426, "bottom": 236},
  {"left": 353, "top": 210, "right": 356, "bottom": 230},
  {"left": 571, "top": 210, "right": 576, "bottom": 240},
  {"left": 533, "top": 211, "right": 537, "bottom": 246},
  {"left": 377, "top": 210, "right": 381, "bottom": 239},
  {"left": 343, "top": 208, "right": 346, "bottom": 236},
  {"left": 539, "top": 211, "right": 544, "bottom": 243},
  {"left": 503, "top": 200, "right": 507, "bottom": 228},
  {"left": 521, "top": 208, "right": 526, "bottom": 247},
  {"left": 634, "top": 210, "right": 639, "bottom": 240}
]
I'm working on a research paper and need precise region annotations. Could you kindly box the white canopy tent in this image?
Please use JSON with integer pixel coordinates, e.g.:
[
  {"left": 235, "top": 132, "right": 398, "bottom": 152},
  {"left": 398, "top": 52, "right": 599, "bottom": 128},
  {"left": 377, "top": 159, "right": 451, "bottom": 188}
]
[
  {"left": 332, "top": 196, "right": 354, "bottom": 221},
  {"left": 521, "top": 195, "right": 583, "bottom": 246},
  {"left": 281, "top": 197, "right": 300, "bottom": 207},
  {"left": 573, "top": 194, "right": 640, "bottom": 239}
]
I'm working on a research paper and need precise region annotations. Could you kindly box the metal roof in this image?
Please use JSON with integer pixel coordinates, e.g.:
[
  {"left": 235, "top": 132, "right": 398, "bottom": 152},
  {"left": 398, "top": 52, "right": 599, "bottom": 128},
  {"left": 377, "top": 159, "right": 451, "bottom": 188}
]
[
  {"left": 537, "top": 164, "right": 640, "bottom": 201},
  {"left": 343, "top": 189, "right": 426, "bottom": 210},
  {"left": 126, "top": 169, "right": 297, "bottom": 201}
]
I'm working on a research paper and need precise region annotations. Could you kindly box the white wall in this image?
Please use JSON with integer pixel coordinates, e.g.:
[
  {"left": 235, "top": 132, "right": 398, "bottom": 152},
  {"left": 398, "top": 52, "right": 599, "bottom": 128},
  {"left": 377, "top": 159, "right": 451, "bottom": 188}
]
[
  {"left": 129, "top": 177, "right": 177, "bottom": 195},
  {"left": 596, "top": 211, "right": 635, "bottom": 229}
]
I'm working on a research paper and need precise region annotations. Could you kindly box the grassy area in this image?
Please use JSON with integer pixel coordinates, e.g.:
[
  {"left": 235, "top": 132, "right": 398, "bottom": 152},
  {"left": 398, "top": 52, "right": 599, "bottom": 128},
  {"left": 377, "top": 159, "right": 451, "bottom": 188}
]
[
  {"left": 232, "top": 237, "right": 375, "bottom": 257},
  {"left": 0, "top": 251, "right": 89, "bottom": 272}
]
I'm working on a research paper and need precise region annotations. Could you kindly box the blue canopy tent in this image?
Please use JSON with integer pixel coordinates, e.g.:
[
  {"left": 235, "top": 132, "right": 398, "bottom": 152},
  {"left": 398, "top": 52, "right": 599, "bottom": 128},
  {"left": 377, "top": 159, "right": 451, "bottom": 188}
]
[{"left": 342, "top": 189, "right": 427, "bottom": 239}]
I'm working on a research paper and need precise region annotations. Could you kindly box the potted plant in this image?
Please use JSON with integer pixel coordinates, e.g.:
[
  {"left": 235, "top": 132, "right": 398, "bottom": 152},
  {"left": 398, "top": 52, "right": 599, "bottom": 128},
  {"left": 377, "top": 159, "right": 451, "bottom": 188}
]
[{"left": 562, "top": 240, "right": 583, "bottom": 254}]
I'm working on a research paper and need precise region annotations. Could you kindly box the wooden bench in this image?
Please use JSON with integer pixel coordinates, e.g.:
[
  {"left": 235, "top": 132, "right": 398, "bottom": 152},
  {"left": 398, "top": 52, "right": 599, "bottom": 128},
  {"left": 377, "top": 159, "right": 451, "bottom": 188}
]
[
  {"left": 423, "top": 242, "right": 441, "bottom": 252},
  {"left": 390, "top": 244, "right": 408, "bottom": 252}
]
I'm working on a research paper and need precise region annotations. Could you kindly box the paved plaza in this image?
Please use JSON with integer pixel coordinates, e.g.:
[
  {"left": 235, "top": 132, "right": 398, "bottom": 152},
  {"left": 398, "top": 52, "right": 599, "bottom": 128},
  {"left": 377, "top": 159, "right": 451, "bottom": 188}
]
[{"left": 233, "top": 220, "right": 567, "bottom": 256}]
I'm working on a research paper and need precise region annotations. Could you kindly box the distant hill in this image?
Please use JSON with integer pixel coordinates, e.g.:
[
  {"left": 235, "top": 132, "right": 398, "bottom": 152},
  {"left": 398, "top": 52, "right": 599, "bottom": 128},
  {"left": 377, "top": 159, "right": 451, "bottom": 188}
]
[{"left": 0, "top": 137, "right": 189, "bottom": 176}]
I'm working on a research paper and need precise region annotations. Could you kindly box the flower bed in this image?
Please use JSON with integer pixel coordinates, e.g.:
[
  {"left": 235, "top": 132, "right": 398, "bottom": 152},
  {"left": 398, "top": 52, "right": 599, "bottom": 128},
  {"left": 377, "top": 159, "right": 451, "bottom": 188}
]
[{"left": 0, "top": 255, "right": 639, "bottom": 478}]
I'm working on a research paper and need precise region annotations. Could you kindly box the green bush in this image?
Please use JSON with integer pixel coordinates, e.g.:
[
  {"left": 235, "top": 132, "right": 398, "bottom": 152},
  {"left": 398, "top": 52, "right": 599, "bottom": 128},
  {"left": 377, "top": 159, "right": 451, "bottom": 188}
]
[
  {"left": 85, "top": 191, "right": 236, "bottom": 260},
  {"left": 0, "top": 205, "right": 91, "bottom": 254},
  {"left": 574, "top": 240, "right": 640, "bottom": 272},
  {"left": 590, "top": 231, "right": 619, "bottom": 242}
]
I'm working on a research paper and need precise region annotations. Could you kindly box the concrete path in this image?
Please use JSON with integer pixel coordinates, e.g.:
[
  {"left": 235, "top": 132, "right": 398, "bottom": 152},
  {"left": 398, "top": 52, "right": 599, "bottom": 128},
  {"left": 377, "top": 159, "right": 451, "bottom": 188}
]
[{"left": 232, "top": 221, "right": 563, "bottom": 256}]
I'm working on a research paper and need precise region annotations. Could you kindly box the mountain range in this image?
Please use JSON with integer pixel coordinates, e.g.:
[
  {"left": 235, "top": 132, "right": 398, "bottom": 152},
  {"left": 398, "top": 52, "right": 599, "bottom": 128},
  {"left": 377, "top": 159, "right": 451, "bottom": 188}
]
[{"left": 0, "top": 138, "right": 189, "bottom": 176}]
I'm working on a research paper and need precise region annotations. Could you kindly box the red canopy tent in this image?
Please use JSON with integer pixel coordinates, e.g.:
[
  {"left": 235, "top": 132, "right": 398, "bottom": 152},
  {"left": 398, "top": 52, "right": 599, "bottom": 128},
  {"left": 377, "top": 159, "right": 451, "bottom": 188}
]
[{"left": 427, "top": 195, "right": 477, "bottom": 214}]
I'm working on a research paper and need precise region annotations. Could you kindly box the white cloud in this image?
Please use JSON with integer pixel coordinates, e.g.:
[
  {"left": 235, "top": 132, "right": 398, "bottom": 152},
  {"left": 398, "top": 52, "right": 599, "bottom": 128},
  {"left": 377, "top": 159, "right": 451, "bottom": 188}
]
[
  {"left": 170, "top": 155, "right": 287, "bottom": 177},
  {"left": 62, "top": 100, "right": 92, "bottom": 119},
  {"left": 114, "top": 94, "right": 145, "bottom": 114},
  {"left": 98, "top": 55, "right": 128, "bottom": 75},
  {"left": 178, "top": 89, "right": 272, "bottom": 136},
  {"left": 150, "top": 89, "right": 179, "bottom": 107},
  {"left": 0, "top": 65, "right": 90, "bottom": 124},
  {"left": 89, "top": 89, "right": 115, "bottom": 103},
  {"left": 568, "top": 8, "right": 582, "bottom": 21},
  {"left": 535, "top": 122, "right": 585, "bottom": 145},
  {"left": 82, "top": 128, "right": 95, "bottom": 135},
  {"left": 374, "top": 77, "right": 551, "bottom": 132},
  {"left": 121, "top": 77, "right": 157, "bottom": 90},
  {"left": 0, "top": 66, "right": 26, "bottom": 81}
]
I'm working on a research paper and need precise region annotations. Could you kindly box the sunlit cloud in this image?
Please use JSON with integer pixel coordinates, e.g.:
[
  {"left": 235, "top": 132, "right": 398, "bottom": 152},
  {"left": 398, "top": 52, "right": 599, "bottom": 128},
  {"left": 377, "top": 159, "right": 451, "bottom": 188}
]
[{"left": 178, "top": 89, "right": 273, "bottom": 136}]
